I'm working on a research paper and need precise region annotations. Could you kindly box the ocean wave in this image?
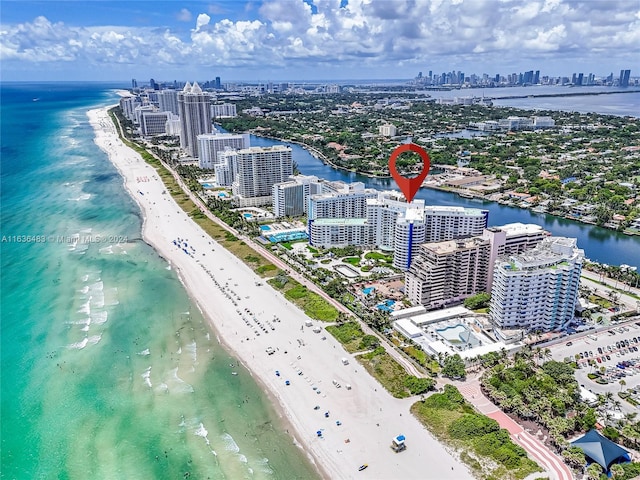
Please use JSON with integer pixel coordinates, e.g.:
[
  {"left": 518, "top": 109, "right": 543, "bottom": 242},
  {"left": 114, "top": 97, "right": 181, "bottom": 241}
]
[
  {"left": 77, "top": 300, "right": 91, "bottom": 315},
  {"left": 92, "top": 311, "right": 108, "bottom": 325},
  {"left": 221, "top": 433, "right": 240, "bottom": 454},
  {"left": 256, "top": 458, "right": 274, "bottom": 475},
  {"left": 168, "top": 367, "right": 194, "bottom": 393},
  {"left": 142, "top": 366, "right": 152, "bottom": 388},
  {"left": 67, "top": 338, "right": 88, "bottom": 350},
  {"left": 186, "top": 340, "right": 197, "bottom": 365}
]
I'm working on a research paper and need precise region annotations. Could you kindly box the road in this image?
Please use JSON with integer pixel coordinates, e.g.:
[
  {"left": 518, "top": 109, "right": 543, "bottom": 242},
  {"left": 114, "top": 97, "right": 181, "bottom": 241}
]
[
  {"left": 122, "top": 128, "right": 572, "bottom": 478},
  {"left": 134, "top": 137, "right": 426, "bottom": 380},
  {"left": 581, "top": 270, "right": 640, "bottom": 312}
]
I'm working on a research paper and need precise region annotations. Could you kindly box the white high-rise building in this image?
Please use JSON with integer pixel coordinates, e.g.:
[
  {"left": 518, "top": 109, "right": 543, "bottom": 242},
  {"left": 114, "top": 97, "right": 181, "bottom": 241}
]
[
  {"left": 157, "top": 89, "right": 179, "bottom": 116},
  {"left": 424, "top": 206, "right": 488, "bottom": 242},
  {"left": 482, "top": 223, "right": 548, "bottom": 289},
  {"left": 177, "top": 82, "right": 212, "bottom": 158},
  {"left": 405, "top": 237, "right": 491, "bottom": 309},
  {"left": 307, "top": 182, "right": 488, "bottom": 271},
  {"left": 197, "top": 132, "right": 250, "bottom": 170},
  {"left": 119, "top": 95, "right": 140, "bottom": 122},
  {"left": 393, "top": 208, "right": 427, "bottom": 270},
  {"left": 308, "top": 182, "right": 377, "bottom": 221},
  {"left": 140, "top": 111, "right": 172, "bottom": 136},
  {"left": 214, "top": 149, "right": 238, "bottom": 187},
  {"left": 272, "top": 175, "right": 323, "bottom": 218},
  {"left": 490, "top": 237, "right": 584, "bottom": 332},
  {"left": 379, "top": 124, "right": 397, "bottom": 136},
  {"left": 211, "top": 103, "right": 237, "bottom": 118},
  {"left": 232, "top": 146, "right": 293, "bottom": 206},
  {"left": 308, "top": 218, "right": 371, "bottom": 248}
]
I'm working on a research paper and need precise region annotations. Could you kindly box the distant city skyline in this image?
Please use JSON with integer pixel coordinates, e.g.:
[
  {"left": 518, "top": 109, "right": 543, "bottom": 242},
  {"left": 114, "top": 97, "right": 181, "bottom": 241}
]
[{"left": 1, "top": 1, "right": 638, "bottom": 82}]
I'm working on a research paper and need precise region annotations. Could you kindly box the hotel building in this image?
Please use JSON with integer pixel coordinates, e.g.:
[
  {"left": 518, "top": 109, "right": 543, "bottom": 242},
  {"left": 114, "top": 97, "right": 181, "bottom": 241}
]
[
  {"left": 405, "top": 237, "right": 491, "bottom": 309},
  {"left": 423, "top": 206, "right": 488, "bottom": 242},
  {"left": 272, "top": 175, "right": 323, "bottom": 217},
  {"left": 232, "top": 146, "right": 293, "bottom": 206},
  {"left": 197, "top": 132, "right": 250, "bottom": 170},
  {"left": 177, "top": 82, "right": 212, "bottom": 158},
  {"left": 490, "top": 237, "right": 584, "bottom": 332}
]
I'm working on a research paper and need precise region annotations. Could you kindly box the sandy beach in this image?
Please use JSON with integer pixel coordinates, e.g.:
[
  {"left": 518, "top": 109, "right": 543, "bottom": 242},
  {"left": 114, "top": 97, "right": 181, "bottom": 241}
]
[{"left": 89, "top": 105, "right": 472, "bottom": 480}]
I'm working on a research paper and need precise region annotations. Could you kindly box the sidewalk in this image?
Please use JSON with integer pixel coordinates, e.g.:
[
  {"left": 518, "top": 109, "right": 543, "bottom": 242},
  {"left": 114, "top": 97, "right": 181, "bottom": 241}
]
[{"left": 457, "top": 379, "right": 574, "bottom": 480}]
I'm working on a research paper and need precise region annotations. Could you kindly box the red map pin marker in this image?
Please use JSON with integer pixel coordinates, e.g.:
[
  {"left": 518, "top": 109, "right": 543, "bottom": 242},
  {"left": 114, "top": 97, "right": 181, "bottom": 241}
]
[{"left": 388, "top": 143, "right": 431, "bottom": 203}]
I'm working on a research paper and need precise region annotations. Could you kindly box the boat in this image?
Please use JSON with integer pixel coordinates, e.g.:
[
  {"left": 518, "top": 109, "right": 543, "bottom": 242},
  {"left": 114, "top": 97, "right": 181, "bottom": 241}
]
[
  {"left": 458, "top": 191, "right": 474, "bottom": 199},
  {"left": 358, "top": 464, "right": 368, "bottom": 471},
  {"left": 231, "top": 372, "right": 238, "bottom": 376}
]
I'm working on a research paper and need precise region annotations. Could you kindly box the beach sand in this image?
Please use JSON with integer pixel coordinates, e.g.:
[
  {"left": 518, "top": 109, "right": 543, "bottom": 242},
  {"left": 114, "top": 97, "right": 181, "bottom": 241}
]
[{"left": 89, "top": 106, "right": 472, "bottom": 480}]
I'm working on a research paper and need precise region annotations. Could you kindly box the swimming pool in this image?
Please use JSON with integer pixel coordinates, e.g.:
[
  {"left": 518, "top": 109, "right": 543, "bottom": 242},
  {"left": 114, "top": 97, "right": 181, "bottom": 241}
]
[
  {"left": 243, "top": 213, "right": 253, "bottom": 219},
  {"left": 202, "top": 183, "right": 213, "bottom": 188},
  {"left": 362, "top": 287, "right": 375, "bottom": 295},
  {"left": 268, "top": 231, "right": 308, "bottom": 243},
  {"left": 260, "top": 225, "right": 271, "bottom": 231},
  {"left": 436, "top": 323, "right": 481, "bottom": 347}
]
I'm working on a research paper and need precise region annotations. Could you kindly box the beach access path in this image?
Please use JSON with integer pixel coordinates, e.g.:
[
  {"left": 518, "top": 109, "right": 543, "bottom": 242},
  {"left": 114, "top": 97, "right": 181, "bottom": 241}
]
[
  {"left": 90, "top": 105, "right": 473, "bottom": 480},
  {"left": 456, "top": 377, "right": 573, "bottom": 480}
]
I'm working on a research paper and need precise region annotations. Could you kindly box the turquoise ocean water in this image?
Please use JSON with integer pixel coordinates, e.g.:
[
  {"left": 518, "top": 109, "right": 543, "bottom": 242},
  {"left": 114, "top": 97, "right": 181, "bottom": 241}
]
[{"left": 0, "top": 83, "right": 319, "bottom": 480}]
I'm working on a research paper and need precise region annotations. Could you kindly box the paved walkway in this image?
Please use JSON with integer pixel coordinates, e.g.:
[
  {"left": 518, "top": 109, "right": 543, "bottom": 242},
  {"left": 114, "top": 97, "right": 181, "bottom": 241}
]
[{"left": 457, "top": 380, "right": 574, "bottom": 480}]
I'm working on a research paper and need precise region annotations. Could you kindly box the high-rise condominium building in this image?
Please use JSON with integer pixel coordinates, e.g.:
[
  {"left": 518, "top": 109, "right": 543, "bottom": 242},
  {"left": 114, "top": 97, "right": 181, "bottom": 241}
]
[
  {"left": 482, "top": 223, "right": 548, "bottom": 288},
  {"left": 423, "top": 206, "right": 488, "bottom": 242},
  {"left": 308, "top": 182, "right": 377, "bottom": 221},
  {"left": 405, "top": 237, "right": 491, "bottom": 309},
  {"left": 140, "top": 111, "right": 172, "bottom": 136},
  {"left": 178, "top": 82, "right": 212, "bottom": 158},
  {"left": 211, "top": 103, "right": 237, "bottom": 118},
  {"left": 308, "top": 184, "right": 488, "bottom": 271},
  {"left": 232, "top": 146, "right": 293, "bottom": 206},
  {"left": 490, "top": 237, "right": 583, "bottom": 332},
  {"left": 272, "top": 175, "right": 323, "bottom": 218},
  {"left": 157, "top": 89, "right": 179, "bottom": 116},
  {"left": 197, "top": 132, "right": 250, "bottom": 170}
]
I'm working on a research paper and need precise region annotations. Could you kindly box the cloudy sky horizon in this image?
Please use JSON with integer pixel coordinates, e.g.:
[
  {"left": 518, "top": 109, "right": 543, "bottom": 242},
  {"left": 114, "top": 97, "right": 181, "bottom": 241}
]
[{"left": 1, "top": 0, "right": 638, "bottom": 83}]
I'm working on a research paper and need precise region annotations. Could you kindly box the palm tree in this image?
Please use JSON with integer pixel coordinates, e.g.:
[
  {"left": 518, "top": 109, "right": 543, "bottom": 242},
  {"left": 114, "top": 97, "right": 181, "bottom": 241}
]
[{"left": 619, "top": 379, "right": 627, "bottom": 391}]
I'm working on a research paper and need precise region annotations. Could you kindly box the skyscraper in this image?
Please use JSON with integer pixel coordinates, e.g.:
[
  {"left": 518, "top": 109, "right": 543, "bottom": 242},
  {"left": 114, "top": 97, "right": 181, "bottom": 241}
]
[
  {"left": 490, "top": 237, "right": 583, "bottom": 332},
  {"left": 197, "top": 132, "right": 249, "bottom": 170},
  {"left": 157, "top": 89, "right": 179, "bottom": 116},
  {"left": 232, "top": 146, "right": 293, "bottom": 206},
  {"left": 405, "top": 236, "right": 491, "bottom": 309},
  {"left": 177, "top": 82, "right": 212, "bottom": 158},
  {"left": 620, "top": 69, "right": 631, "bottom": 87}
]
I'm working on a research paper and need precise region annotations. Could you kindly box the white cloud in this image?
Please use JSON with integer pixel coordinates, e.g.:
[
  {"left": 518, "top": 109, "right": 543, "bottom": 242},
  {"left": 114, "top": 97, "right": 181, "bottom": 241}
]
[
  {"left": 0, "top": 0, "right": 638, "bottom": 78},
  {"left": 177, "top": 8, "right": 192, "bottom": 22}
]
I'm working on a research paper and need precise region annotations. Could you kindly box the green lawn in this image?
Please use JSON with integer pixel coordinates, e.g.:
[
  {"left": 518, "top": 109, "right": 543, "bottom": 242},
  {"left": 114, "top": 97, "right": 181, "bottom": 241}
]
[
  {"left": 343, "top": 256, "right": 361, "bottom": 266},
  {"left": 267, "top": 275, "right": 339, "bottom": 322}
]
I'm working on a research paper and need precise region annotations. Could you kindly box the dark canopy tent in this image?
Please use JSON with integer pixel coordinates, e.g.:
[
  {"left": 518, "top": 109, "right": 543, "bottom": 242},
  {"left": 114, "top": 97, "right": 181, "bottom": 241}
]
[{"left": 571, "top": 429, "right": 630, "bottom": 470}]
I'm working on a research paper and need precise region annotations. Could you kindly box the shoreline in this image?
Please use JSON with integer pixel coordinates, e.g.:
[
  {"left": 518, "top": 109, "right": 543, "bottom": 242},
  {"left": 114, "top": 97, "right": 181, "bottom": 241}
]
[{"left": 89, "top": 105, "right": 473, "bottom": 480}]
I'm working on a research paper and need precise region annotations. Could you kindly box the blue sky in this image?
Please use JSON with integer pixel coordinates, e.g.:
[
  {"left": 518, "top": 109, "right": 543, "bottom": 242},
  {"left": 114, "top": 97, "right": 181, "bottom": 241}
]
[{"left": 1, "top": 0, "right": 638, "bottom": 82}]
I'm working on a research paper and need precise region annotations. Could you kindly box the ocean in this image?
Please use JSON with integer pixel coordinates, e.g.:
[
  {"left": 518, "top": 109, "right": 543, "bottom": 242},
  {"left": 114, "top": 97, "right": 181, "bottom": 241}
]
[{"left": 0, "top": 83, "right": 319, "bottom": 480}]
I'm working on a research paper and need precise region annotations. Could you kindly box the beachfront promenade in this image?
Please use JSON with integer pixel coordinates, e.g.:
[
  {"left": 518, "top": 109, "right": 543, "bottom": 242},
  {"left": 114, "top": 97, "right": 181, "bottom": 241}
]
[{"left": 92, "top": 105, "right": 473, "bottom": 480}]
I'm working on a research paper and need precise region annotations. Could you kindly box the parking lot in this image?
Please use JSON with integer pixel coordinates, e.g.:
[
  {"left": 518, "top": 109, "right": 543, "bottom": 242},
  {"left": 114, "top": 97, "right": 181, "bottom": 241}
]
[{"left": 549, "top": 322, "right": 640, "bottom": 397}]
